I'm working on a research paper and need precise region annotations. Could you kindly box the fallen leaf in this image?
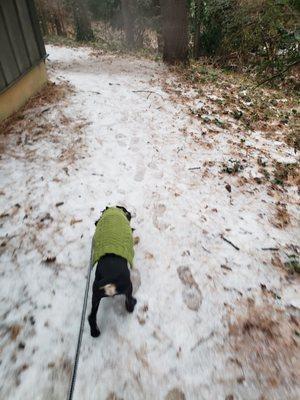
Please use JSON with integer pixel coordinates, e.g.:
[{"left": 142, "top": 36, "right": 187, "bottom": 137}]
[
  {"left": 70, "top": 218, "right": 82, "bottom": 225},
  {"left": 10, "top": 325, "right": 22, "bottom": 341},
  {"left": 145, "top": 252, "right": 154, "bottom": 259},
  {"left": 43, "top": 256, "right": 56, "bottom": 264},
  {"left": 221, "top": 264, "right": 232, "bottom": 271},
  {"left": 18, "top": 342, "right": 25, "bottom": 350},
  {"left": 225, "top": 183, "right": 232, "bottom": 193}
]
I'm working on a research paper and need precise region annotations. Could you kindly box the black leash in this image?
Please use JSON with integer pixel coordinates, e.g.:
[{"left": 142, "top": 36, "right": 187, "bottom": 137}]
[{"left": 67, "top": 246, "right": 93, "bottom": 400}]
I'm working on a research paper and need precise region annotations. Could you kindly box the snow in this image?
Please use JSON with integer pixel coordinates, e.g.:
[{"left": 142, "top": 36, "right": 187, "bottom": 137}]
[{"left": 0, "top": 45, "right": 299, "bottom": 400}]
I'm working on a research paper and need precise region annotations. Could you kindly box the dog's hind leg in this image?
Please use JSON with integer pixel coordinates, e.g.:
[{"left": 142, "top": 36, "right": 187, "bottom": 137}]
[
  {"left": 88, "top": 281, "right": 104, "bottom": 338},
  {"left": 125, "top": 282, "right": 137, "bottom": 313}
]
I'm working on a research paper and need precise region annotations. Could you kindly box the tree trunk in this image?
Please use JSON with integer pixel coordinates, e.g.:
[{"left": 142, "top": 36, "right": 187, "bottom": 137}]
[
  {"left": 72, "top": 0, "right": 94, "bottom": 42},
  {"left": 40, "top": 11, "right": 49, "bottom": 36},
  {"left": 160, "top": 0, "right": 189, "bottom": 63},
  {"left": 157, "top": 32, "right": 163, "bottom": 53},
  {"left": 54, "top": 15, "right": 64, "bottom": 36},
  {"left": 35, "top": 0, "right": 49, "bottom": 36},
  {"left": 121, "top": 0, "right": 135, "bottom": 48},
  {"left": 153, "top": 0, "right": 163, "bottom": 54},
  {"left": 193, "top": 0, "right": 204, "bottom": 58},
  {"left": 57, "top": 1, "right": 66, "bottom": 36}
]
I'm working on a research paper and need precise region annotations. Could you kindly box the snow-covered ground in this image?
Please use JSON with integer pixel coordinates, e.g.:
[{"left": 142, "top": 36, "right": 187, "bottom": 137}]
[{"left": 0, "top": 45, "right": 299, "bottom": 400}]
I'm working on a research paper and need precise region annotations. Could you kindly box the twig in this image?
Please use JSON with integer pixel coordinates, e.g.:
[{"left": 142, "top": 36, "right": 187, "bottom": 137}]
[
  {"left": 132, "top": 90, "right": 164, "bottom": 100},
  {"left": 224, "top": 286, "right": 243, "bottom": 296},
  {"left": 188, "top": 167, "right": 201, "bottom": 171},
  {"left": 221, "top": 264, "right": 232, "bottom": 271},
  {"left": 254, "top": 59, "right": 300, "bottom": 88},
  {"left": 191, "top": 331, "right": 215, "bottom": 352},
  {"left": 201, "top": 245, "right": 211, "bottom": 253},
  {"left": 221, "top": 235, "right": 240, "bottom": 251},
  {"left": 261, "top": 247, "right": 279, "bottom": 251},
  {"left": 228, "top": 357, "right": 245, "bottom": 380}
]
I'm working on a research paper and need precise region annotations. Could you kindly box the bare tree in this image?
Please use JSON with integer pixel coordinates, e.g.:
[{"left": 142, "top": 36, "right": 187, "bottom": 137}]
[
  {"left": 36, "top": 0, "right": 66, "bottom": 36},
  {"left": 160, "top": 0, "right": 189, "bottom": 63},
  {"left": 72, "top": 0, "right": 94, "bottom": 42},
  {"left": 193, "top": 0, "right": 204, "bottom": 58},
  {"left": 121, "top": 0, "right": 135, "bottom": 48}
]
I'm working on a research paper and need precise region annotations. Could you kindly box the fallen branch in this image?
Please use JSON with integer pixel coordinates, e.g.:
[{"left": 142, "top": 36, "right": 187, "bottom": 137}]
[
  {"left": 201, "top": 245, "right": 211, "bottom": 253},
  {"left": 191, "top": 331, "right": 215, "bottom": 352},
  {"left": 221, "top": 235, "right": 240, "bottom": 251},
  {"left": 254, "top": 59, "right": 300, "bottom": 88},
  {"left": 188, "top": 167, "right": 201, "bottom": 171},
  {"left": 221, "top": 264, "right": 232, "bottom": 271},
  {"left": 132, "top": 90, "right": 164, "bottom": 100},
  {"left": 261, "top": 247, "right": 279, "bottom": 251}
]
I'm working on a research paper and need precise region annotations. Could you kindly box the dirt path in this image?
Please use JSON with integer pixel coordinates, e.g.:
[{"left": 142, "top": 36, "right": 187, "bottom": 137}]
[{"left": 0, "top": 45, "right": 299, "bottom": 400}]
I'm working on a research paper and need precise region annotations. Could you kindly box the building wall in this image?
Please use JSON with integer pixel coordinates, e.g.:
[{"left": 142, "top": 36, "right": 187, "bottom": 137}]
[
  {"left": 0, "top": 61, "right": 47, "bottom": 121},
  {"left": 0, "top": 0, "right": 47, "bottom": 122}
]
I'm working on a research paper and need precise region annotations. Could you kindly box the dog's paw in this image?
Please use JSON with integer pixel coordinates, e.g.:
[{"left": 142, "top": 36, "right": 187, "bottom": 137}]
[
  {"left": 88, "top": 315, "right": 101, "bottom": 338},
  {"left": 125, "top": 297, "right": 137, "bottom": 313},
  {"left": 91, "top": 327, "right": 101, "bottom": 338}
]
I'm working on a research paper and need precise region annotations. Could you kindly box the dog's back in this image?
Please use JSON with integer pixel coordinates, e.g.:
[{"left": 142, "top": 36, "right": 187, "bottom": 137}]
[
  {"left": 92, "top": 207, "right": 134, "bottom": 267},
  {"left": 96, "top": 254, "right": 130, "bottom": 296}
]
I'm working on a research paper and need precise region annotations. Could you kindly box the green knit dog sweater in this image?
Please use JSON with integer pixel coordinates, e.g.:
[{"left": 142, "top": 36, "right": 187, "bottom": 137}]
[{"left": 92, "top": 207, "right": 134, "bottom": 267}]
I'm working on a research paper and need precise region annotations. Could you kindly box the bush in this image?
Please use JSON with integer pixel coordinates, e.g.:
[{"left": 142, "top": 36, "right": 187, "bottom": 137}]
[{"left": 193, "top": 0, "right": 300, "bottom": 78}]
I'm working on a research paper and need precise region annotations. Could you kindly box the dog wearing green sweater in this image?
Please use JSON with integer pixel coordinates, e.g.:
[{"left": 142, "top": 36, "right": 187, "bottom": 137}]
[{"left": 88, "top": 206, "right": 137, "bottom": 337}]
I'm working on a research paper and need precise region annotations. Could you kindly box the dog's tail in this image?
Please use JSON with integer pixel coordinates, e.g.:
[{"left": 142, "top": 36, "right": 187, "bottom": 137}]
[{"left": 94, "top": 278, "right": 117, "bottom": 297}]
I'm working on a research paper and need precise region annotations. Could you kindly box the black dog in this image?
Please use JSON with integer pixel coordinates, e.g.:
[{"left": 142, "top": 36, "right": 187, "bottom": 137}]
[{"left": 88, "top": 206, "right": 137, "bottom": 337}]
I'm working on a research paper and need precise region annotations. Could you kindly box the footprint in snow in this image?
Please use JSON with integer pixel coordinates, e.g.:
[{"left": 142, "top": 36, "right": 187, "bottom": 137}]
[
  {"left": 177, "top": 266, "right": 202, "bottom": 312},
  {"left": 106, "top": 392, "right": 123, "bottom": 400},
  {"left": 154, "top": 203, "right": 166, "bottom": 215},
  {"left": 148, "top": 161, "right": 157, "bottom": 170},
  {"left": 165, "top": 388, "right": 186, "bottom": 400},
  {"left": 115, "top": 133, "right": 127, "bottom": 147},
  {"left": 134, "top": 163, "right": 145, "bottom": 182},
  {"left": 130, "top": 268, "right": 141, "bottom": 295},
  {"left": 137, "top": 303, "right": 149, "bottom": 325},
  {"left": 130, "top": 136, "right": 139, "bottom": 145},
  {"left": 152, "top": 203, "right": 169, "bottom": 231},
  {"left": 112, "top": 297, "right": 127, "bottom": 317},
  {"left": 148, "top": 160, "right": 165, "bottom": 177}
]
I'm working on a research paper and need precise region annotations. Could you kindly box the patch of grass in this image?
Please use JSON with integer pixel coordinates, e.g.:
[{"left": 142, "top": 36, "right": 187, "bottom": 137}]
[
  {"left": 229, "top": 299, "right": 299, "bottom": 392},
  {"left": 273, "top": 202, "right": 291, "bottom": 229},
  {"left": 187, "top": 62, "right": 221, "bottom": 84},
  {"left": 44, "top": 22, "right": 160, "bottom": 60},
  {"left": 272, "top": 161, "right": 300, "bottom": 186},
  {"left": 284, "top": 255, "right": 300, "bottom": 274},
  {"left": 260, "top": 168, "right": 271, "bottom": 181},
  {"left": 222, "top": 158, "right": 245, "bottom": 174},
  {"left": 286, "top": 129, "right": 300, "bottom": 153},
  {"left": 214, "top": 117, "right": 228, "bottom": 128},
  {"left": 174, "top": 60, "right": 299, "bottom": 154},
  {"left": 44, "top": 35, "right": 79, "bottom": 48}
]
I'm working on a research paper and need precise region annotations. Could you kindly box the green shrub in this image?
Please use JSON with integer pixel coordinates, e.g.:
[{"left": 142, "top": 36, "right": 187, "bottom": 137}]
[{"left": 192, "top": 0, "right": 300, "bottom": 79}]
